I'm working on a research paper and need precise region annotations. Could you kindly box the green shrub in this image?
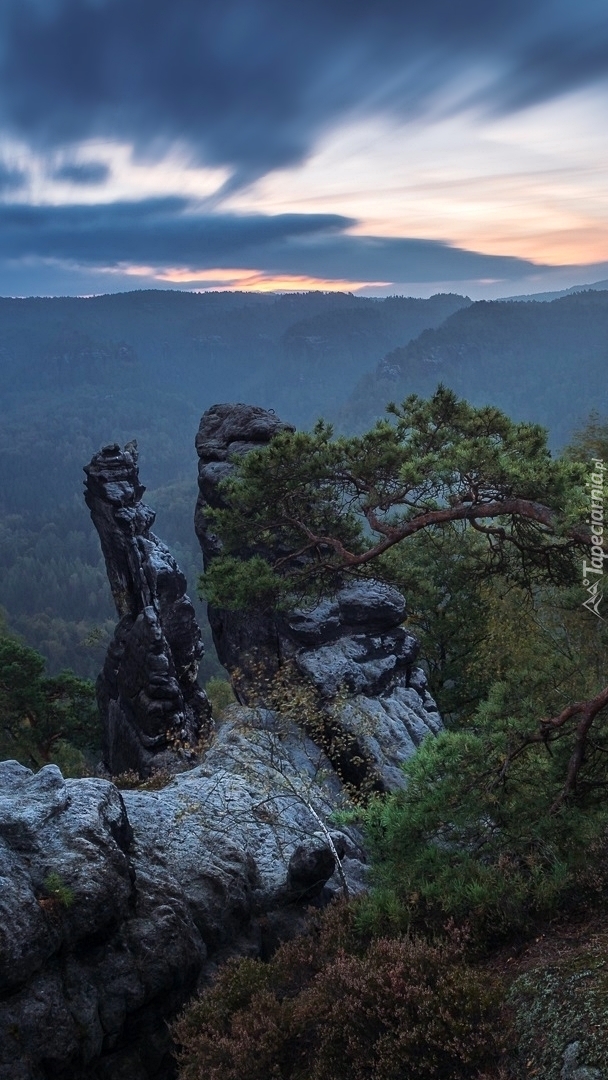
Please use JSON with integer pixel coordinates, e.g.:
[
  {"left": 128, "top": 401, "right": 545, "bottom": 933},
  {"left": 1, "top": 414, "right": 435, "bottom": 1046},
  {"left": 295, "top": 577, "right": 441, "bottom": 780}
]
[
  {"left": 43, "top": 871, "right": 74, "bottom": 908},
  {"left": 361, "top": 720, "right": 608, "bottom": 947},
  {"left": 205, "top": 676, "right": 235, "bottom": 718},
  {"left": 174, "top": 903, "right": 506, "bottom": 1080},
  {"left": 0, "top": 631, "right": 101, "bottom": 773}
]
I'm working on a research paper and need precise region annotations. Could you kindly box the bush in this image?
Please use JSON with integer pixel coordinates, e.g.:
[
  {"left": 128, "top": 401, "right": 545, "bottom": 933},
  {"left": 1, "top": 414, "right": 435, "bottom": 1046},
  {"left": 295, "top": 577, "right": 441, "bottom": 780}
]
[
  {"left": 205, "top": 676, "right": 235, "bottom": 718},
  {"left": 174, "top": 903, "right": 506, "bottom": 1080},
  {"left": 361, "top": 720, "right": 608, "bottom": 947},
  {"left": 111, "top": 768, "right": 175, "bottom": 790}
]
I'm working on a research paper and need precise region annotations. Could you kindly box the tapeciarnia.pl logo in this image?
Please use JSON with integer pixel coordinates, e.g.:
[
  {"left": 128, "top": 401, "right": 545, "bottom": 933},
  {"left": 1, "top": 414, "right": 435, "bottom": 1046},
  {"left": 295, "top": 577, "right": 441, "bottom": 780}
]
[{"left": 582, "top": 457, "right": 605, "bottom": 619}]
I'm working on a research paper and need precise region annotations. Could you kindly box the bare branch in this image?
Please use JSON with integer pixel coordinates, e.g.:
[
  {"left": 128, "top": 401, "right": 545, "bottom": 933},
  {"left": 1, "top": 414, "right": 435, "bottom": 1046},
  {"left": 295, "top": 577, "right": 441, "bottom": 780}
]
[
  {"left": 547, "top": 684, "right": 608, "bottom": 812},
  {"left": 495, "top": 684, "right": 608, "bottom": 812},
  {"left": 279, "top": 497, "right": 568, "bottom": 570}
]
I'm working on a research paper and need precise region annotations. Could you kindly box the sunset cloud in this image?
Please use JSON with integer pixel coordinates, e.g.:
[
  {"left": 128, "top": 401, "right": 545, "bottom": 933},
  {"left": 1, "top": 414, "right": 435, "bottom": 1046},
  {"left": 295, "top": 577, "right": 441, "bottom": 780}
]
[
  {"left": 2, "top": 1, "right": 608, "bottom": 183},
  {"left": 0, "top": 198, "right": 545, "bottom": 290},
  {"left": 0, "top": 1, "right": 607, "bottom": 295}
]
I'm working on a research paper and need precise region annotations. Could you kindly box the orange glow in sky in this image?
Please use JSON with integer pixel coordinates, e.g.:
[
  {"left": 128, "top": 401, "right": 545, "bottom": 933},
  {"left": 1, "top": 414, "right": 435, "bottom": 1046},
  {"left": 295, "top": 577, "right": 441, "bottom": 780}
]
[
  {"left": 3, "top": 2, "right": 608, "bottom": 299},
  {"left": 116, "top": 264, "right": 390, "bottom": 292},
  {"left": 225, "top": 88, "right": 608, "bottom": 268}
]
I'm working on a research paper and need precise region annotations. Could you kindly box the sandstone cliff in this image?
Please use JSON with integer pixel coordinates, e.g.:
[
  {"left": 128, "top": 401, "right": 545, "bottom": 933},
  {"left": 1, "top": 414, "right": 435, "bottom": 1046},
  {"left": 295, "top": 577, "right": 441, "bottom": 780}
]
[
  {"left": 0, "top": 720, "right": 365, "bottom": 1080},
  {"left": 0, "top": 413, "right": 442, "bottom": 1080}
]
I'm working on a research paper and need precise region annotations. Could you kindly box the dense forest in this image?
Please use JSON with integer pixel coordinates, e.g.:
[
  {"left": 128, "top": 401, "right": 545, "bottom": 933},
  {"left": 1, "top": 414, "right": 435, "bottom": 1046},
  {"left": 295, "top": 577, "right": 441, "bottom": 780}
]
[
  {"left": 339, "top": 289, "right": 608, "bottom": 443},
  {"left": 0, "top": 289, "right": 467, "bottom": 675},
  {"left": 1, "top": 287, "right": 607, "bottom": 680}
]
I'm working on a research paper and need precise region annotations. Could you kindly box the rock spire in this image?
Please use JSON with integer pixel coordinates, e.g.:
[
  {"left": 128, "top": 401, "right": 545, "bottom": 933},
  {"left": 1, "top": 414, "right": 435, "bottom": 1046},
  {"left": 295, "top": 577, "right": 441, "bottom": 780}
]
[{"left": 85, "top": 441, "right": 210, "bottom": 776}]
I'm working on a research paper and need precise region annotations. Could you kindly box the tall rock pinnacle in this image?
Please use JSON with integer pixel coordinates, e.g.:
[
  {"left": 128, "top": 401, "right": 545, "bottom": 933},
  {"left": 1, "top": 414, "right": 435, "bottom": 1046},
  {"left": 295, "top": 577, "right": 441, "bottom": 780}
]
[
  {"left": 194, "top": 403, "right": 296, "bottom": 690},
  {"left": 85, "top": 441, "right": 210, "bottom": 776}
]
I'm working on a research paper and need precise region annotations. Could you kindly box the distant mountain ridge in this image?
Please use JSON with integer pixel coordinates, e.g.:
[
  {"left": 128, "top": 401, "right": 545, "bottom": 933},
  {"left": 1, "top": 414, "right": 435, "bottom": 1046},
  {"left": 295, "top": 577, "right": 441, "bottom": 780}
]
[
  {"left": 501, "top": 278, "right": 608, "bottom": 303},
  {"left": 337, "top": 289, "right": 608, "bottom": 447},
  {"left": 0, "top": 288, "right": 469, "bottom": 514},
  {"left": 2, "top": 285, "right": 607, "bottom": 678}
]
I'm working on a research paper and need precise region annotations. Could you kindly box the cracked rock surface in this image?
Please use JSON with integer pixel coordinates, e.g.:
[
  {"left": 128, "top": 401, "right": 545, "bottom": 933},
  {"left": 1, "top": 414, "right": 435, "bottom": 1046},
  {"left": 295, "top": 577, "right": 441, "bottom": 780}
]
[{"left": 0, "top": 715, "right": 365, "bottom": 1080}]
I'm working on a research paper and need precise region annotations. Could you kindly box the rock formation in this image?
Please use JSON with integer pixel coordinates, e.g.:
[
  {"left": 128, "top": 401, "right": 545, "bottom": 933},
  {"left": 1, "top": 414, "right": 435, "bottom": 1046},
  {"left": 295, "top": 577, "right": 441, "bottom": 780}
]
[
  {"left": 195, "top": 403, "right": 442, "bottom": 792},
  {"left": 194, "top": 403, "right": 295, "bottom": 681},
  {"left": 0, "top": 720, "right": 364, "bottom": 1080},
  {"left": 283, "top": 579, "right": 442, "bottom": 791},
  {"left": 0, "top": 408, "right": 445, "bottom": 1080},
  {"left": 84, "top": 441, "right": 210, "bottom": 776}
]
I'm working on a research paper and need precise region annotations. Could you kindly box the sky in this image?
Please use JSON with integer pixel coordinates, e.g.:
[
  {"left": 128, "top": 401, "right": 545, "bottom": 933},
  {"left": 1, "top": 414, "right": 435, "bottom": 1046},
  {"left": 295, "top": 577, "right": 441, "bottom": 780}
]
[{"left": 0, "top": 0, "right": 607, "bottom": 299}]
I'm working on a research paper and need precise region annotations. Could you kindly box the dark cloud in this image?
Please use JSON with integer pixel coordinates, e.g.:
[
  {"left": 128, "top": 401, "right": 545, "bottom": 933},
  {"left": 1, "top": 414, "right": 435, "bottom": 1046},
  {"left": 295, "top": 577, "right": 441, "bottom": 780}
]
[
  {"left": 0, "top": 1, "right": 606, "bottom": 183},
  {"left": 0, "top": 198, "right": 351, "bottom": 264},
  {"left": 260, "top": 234, "right": 538, "bottom": 283},
  {"left": 51, "top": 160, "right": 110, "bottom": 184},
  {"left": 476, "top": 24, "right": 608, "bottom": 115},
  {"left": 0, "top": 197, "right": 539, "bottom": 282}
]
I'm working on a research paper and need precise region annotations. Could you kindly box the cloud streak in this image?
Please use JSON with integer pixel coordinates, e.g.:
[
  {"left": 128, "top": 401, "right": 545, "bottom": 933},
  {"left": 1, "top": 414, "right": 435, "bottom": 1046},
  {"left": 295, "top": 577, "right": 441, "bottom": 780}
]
[
  {"left": 0, "top": 199, "right": 349, "bottom": 263},
  {"left": 1, "top": 1, "right": 607, "bottom": 184},
  {"left": 0, "top": 197, "right": 542, "bottom": 283},
  {"left": 0, "top": 161, "right": 25, "bottom": 192}
]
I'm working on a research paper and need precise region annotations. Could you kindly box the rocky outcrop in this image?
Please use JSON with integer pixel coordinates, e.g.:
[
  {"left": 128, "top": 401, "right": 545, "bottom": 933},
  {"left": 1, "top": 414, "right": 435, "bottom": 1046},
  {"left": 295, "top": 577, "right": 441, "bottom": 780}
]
[
  {"left": 561, "top": 1044, "right": 603, "bottom": 1080},
  {"left": 195, "top": 404, "right": 442, "bottom": 791},
  {"left": 283, "top": 579, "right": 442, "bottom": 790},
  {"left": 0, "top": 407, "right": 445, "bottom": 1079},
  {"left": 0, "top": 759, "right": 204, "bottom": 1080},
  {"left": 0, "top": 719, "right": 364, "bottom": 1080},
  {"left": 194, "top": 403, "right": 295, "bottom": 681},
  {"left": 84, "top": 441, "right": 210, "bottom": 777}
]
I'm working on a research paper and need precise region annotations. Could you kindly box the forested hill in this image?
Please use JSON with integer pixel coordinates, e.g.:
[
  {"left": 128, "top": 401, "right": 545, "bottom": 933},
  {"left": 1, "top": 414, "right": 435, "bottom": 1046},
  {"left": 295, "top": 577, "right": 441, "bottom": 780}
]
[
  {"left": 338, "top": 289, "right": 608, "bottom": 446},
  {"left": 0, "top": 289, "right": 468, "bottom": 512},
  {"left": 2, "top": 286, "right": 606, "bottom": 678},
  {"left": 0, "top": 289, "right": 467, "bottom": 676}
]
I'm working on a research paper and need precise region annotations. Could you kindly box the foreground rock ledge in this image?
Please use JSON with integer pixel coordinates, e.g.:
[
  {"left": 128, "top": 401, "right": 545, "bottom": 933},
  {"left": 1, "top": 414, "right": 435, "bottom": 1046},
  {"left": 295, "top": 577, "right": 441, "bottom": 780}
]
[{"left": 0, "top": 710, "right": 366, "bottom": 1080}]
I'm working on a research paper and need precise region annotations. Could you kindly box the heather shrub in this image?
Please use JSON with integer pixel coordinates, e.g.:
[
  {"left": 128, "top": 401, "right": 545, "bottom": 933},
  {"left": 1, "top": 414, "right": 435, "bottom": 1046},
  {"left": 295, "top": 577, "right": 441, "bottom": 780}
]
[
  {"left": 111, "top": 768, "right": 176, "bottom": 790},
  {"left": 174, "top": 903, "right": 505, "bottom": 1080}
]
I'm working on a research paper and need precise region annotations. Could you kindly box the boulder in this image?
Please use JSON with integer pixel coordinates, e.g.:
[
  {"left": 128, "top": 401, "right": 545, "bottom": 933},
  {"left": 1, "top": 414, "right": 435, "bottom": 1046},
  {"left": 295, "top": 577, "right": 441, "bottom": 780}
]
[
  {"left": 561, "top": 1043, "right": 604, "bottom": 1080},
  {"left": 0, "top": 713, "right": 365, "bottom": 1079},
  {"left": 0, "top": 760, "right": 204, "bottom": 1080}
]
